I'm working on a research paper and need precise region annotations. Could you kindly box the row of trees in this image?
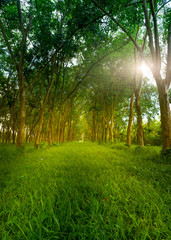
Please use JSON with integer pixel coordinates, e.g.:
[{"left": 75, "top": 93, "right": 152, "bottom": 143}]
[
  {"left": 81, "top": 52, "right": 160, "bottom": 145},
  {"left": 0, "top": 0, "right": 170, "bottom": 150}
]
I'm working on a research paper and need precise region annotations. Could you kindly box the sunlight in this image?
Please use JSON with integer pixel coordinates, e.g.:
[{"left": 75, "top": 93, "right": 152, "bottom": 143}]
[
  {"left": 139, "top": 63, "right": 150, "bottom": 76},
  {"left": 139, "top": 63, "right": 155, "bottom": 84}
]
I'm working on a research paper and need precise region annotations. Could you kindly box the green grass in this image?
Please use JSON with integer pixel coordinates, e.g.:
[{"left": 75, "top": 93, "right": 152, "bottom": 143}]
[{"left": 0, "top": 142, "right": 170, "bottom": 240}]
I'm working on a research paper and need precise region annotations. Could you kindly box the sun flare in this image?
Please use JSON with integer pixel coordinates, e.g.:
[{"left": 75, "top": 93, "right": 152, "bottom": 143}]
[{"left": 140, "top": 63, "right": 149, "bottom": 75}]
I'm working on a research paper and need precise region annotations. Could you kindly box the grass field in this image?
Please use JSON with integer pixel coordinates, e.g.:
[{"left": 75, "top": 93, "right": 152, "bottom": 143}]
[{"left": 0, "top": 142, "right": 170, "bottom": 240}]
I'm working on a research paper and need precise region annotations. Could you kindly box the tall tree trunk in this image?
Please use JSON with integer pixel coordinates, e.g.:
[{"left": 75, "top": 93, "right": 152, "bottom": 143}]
[
  {"left": 133, "top": 28, "right": 144, "bottom": 147},
  {"left": 110, "top": 91, "right": 119, "bottom": 143},
  {"left": 127, "top": 91, "right": 135, "bottom": 147},
  {"left": 101, "top": 117, "right": 105, "bottom": 143},
  {"left": 11, "top": 104, "right": 17, "bottom": 144},
  {"left": 110, "top": 112, "right": 114, "bottom": 143},
  {"left": 105, "top": 126, "right": 108, "bottom": 142},
  {"left": 135, "top": 90, "right": 144, "bottom": 146},
  {"left": 110, "top": 125, "right": 114, "bottom": 143},
  {"left": 110, "top": 82, "right": 114, "bottom": 143},
  {"left": 17, "top": 73, "right": 26, "bottom": 147},
  {"left": 155, "top": 23, "right": 171, "bottom": 151},
  {"left": 92, "top": 108, "right": 97, "bottom": 141},
  {"left": 2, "top": 111, "right": 6, "bottom": 143},
  {"left": 135, "top": 73, "right": 144, "bottom": 147},
  {"left": 67, "top": 120, "right": 71, "bottom": 141},
  {"left": 48, "top": 109, "right": 54, "bottom": 145},
  {"left": 56, "top": 111, "right": 61, "bottom": 143},
  {"left": 157, "top": 81, "right": 171, "bottom": 150},
  {"left": 62, "top": 123, "right": 66, "bottom": 142}
]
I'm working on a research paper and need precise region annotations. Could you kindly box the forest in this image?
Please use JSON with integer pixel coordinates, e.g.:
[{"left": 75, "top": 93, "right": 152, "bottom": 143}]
[
  {"left": 0, "top": 0, "right": 171, "bottom": 150},
  {"left": 0, "top": 0, "right": 171, "bottom": 239}
]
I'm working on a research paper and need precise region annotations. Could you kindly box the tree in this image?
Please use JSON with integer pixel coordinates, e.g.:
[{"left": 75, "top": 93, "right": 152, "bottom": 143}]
[{"left": 91, "top": 0, "right": 171, "bottom": 151}]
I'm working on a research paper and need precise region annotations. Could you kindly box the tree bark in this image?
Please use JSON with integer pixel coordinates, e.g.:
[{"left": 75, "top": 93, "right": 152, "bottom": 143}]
[
  {"left": 127, "top": 91, "right": 135, "bottom": 147},
  {"left": 133, "top": 30, "right": 144, "bottom": 147},
  {"left": 110, "top": 99, "right": 114, "bottom": 143},
  {"left": 56, "top": 110, "right": 61, "bottom": 143},
  {"left": 157, "top": 80, "right": 171, "bottom": 150},
  {"left": 110, "top": 90, "right": 119, "bottom": 143},
  {"left": 48, "top": 109, "right": 54, "bottom": 145},
  {"left": 135, "top": 89, "right": 144, "bottom": 146},
  {"left": 17, "top": 72, "right": 26, "bottom": 147}
]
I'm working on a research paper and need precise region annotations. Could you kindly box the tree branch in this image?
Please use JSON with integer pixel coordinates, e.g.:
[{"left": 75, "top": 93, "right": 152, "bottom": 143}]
[
  {"left": 91, "top": 0, "right": 153, "bottom": 71},
  {"left": 0, "top": 20, "right": 18, "bottom": 70},
  {"left": 26, "top": 13, "right": 106, "bottom": 90},
  {"left": 142, "top": 0, "right": 155, "bottom": 63},
  {"left": 157, "top": 0, "right": 170, "bottom": 13},
  {"left": 62, "top": 40, "right": 129, "bottom": 104},
  {"left": 149, "top": 0, "right": 161, "bottom": 70},
  {"left": 17, "top": 0, "right": 25, "bottom": 35},
  {"left": 91, "top": 0, "right": 142, "bottom": 54},
  {"left": 91, "top": 0, "right": 154, "bottom": 73},
  {"left": 17, "top": 0, "right": 33, "bottom": 69}
]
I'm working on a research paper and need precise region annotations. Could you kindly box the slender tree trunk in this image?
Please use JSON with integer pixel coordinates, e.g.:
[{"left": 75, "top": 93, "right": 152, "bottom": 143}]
[
  {"left": 17, "top": 73, "right": 26, "bottom": 147},
  {"left": 2, "top": 125, "right": 5, "bottom": 143},
  {"left": 101, "top": 117, "right": 105, "bottom": 142},
  {"left": 72, "top": 124, "right": 75, "bottom": 141},
  {"left": 2, "top": 111, "right": 6, "bottom": 143},
  {"left": 133, "top": 29, "right": 144, "bottom": 147},
  {"left": 110, "top": 112, "right": 114, "bottom": 143},
  {"left": 62, "top": 123, "right": 66, "bottom": 142},
  {"left": 110, "top": 125, "right": 114, "bottom": 143},
  {"left": 56, "top": 113, "right": 61, "bottom": 143},
  {"left": 11, "top": 105, "right": 17, "bottom": 144},
  {"left": 110, "top": 82, "right": 114, "bottom": 143},
  {"left": 127, "top": 91, "right": 135, "bottom": 147},
  {"left": 48, "top": 109, "right": 54, "bottom": 145},
  {"left": 59, "top": 122, "right": 63, "bottom": 143},
  {"left": 12, "top": 129, "right": 16, "bottom": 144},
  {"left": 56, "top": 104, "right": 63, "bottom": 143},
  {"left": 135, "top": 90, "right": 144, "bottom": 146},
  {"left": 67, "top": 120, "right": 71, "bottom": 141},
  {"left": 92, "top": 109, "right": 96, "bottom": 141},
  {"left": 105, "top": 126, "right": 107, "bottom": 142}
]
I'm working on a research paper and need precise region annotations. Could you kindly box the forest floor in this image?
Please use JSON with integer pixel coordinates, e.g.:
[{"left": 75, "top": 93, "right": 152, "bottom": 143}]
[{"left": 0, "top": 142, "right": 170, "bottom": 240}]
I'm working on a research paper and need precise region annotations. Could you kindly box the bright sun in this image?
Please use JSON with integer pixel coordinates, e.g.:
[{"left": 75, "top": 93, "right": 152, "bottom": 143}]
[
  {"left": 140, "top": 63, "right": 150, "bottom": 75},
  {"left": 138, "top": 62, "right": 156, "bottom": 84}
]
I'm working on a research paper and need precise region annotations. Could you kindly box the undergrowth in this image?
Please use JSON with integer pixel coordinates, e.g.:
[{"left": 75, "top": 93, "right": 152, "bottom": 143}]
[{"left": 0, "top": 142, "right": 170, "bottom": 240}]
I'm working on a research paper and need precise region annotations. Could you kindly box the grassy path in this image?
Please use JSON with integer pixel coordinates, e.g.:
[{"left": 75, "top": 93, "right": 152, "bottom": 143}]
[{"left": 0, "top": 142, "right": 170, "bottom": 239}]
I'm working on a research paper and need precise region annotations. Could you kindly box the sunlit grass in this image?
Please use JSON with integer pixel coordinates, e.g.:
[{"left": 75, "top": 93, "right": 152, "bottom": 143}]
[{"left": 0, "top": 142, "right": 170, "bottom": 239}]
